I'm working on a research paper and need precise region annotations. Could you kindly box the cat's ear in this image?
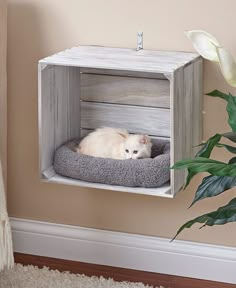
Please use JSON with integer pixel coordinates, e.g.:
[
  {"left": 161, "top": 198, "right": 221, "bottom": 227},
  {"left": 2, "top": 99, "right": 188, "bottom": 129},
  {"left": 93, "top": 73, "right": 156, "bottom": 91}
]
[
  {"left": 118, "top": 132, "right": 128, "bottom": 139},
  {"left": 139, "top": 135, "right": 150, "bottom": 144}
]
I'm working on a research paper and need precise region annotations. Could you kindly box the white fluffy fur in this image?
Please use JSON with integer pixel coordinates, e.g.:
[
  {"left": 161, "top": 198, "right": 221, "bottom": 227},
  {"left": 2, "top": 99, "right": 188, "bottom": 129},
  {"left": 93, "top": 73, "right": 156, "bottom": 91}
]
[{"left": 78, "top": 127, "right": 152, "bottom": 160}]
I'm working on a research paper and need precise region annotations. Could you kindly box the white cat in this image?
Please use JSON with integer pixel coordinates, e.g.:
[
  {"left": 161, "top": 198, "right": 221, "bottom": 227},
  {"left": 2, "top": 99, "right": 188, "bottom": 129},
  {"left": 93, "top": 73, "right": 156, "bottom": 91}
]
[{"left": 77, "top": 127, "right": 152, "bottom": 160}]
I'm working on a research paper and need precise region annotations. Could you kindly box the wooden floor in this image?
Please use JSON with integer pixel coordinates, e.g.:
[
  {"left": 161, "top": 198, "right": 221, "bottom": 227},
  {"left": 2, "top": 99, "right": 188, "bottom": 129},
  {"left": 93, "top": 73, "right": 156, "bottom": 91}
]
[{"left": 14, "top": 253, "right": 234, "bottom": 288}]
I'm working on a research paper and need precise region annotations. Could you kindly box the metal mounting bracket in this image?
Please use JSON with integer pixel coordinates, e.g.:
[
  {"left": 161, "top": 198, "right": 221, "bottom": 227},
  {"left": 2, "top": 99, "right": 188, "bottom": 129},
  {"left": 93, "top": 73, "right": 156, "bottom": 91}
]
[{"left": 137, "top": 32, "right": 143, "bottom": 51}]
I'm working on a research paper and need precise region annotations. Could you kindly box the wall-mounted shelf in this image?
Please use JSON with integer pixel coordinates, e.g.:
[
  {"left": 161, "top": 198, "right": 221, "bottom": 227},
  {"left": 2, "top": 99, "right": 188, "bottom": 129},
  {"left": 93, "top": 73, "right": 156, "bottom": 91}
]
[{"left": 38, "top": 45, "right": 203, "bottom": 197}]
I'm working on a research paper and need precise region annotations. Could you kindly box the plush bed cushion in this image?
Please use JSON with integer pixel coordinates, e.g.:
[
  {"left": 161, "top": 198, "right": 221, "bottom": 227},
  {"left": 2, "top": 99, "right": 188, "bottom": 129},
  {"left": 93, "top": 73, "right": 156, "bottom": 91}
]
[{"left": 54, "top": 139, "right": 170, "bottom": 188}]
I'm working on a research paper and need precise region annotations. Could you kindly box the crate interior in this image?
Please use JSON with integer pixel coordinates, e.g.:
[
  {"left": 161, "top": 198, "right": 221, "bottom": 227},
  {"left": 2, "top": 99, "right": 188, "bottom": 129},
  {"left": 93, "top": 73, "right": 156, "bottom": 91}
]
[{"left": 39, "top": 64, "right": 174, "bottom": 197}]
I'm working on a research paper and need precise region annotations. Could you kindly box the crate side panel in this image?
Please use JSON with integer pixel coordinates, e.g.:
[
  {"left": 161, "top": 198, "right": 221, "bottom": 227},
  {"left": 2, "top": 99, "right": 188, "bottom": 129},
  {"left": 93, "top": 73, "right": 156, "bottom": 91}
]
[
  {"left": 68, "top": 67, "right": 81, "bottom": 140},
  {"left": 54, "top": 66, "right": 70, "bottom": 149},
  {"left": 54, "top": 66, "right": 81, "bottom": 149},
  {"left": 192, "top": 59, "right": 203, "bottom": 156},
  {"left": 39, "top": 65, "right": 55, "bottom": 174},
  {"left": 184, "top": 64, "right": 194, "bottom": 159},
  {"left": 170, "top": 68, "right": 185, "bottom": 195}
]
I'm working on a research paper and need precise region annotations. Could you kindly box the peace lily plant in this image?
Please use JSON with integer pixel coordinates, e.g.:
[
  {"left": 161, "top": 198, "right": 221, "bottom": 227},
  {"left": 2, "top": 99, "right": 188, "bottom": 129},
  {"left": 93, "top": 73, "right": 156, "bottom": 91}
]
[{"left": 172, "top": 30, "right": 236, "bottom": 239}]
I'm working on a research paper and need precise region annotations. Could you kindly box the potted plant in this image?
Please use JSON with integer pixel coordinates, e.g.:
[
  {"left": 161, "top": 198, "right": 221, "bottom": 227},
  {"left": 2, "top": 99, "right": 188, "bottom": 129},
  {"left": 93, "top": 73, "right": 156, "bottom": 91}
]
[{"left": 172, "top": 30, "right": 236, "bottom": 240}]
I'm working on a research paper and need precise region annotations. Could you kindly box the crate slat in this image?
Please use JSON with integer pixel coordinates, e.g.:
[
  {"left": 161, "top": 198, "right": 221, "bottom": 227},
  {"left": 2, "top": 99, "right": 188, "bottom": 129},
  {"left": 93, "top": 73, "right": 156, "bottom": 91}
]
[
  {"left": 81, "top": 73, "right": 170, "bottom": 108},
  {"left": 81, "top": 102, "right": 170, "bottom": 137},
  {"left": 80, "top": 68, "right": 167, "bottom": 79},
  {"left": 42, "top": 167, "right": 172, "bottom": 198},
  {"left": 40, "top": 46, "right": 200, "bottom": 74}
]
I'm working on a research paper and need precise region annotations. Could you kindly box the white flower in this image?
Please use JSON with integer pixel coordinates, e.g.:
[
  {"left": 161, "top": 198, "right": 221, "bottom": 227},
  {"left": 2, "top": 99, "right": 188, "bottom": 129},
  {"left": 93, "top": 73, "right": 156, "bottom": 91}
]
[
  {"left": 186, "top": 30, "right": 236, "bottom": 87},
  {"left": 185, "top": 30, "right": 220, "bottom": 62},
  {"left": 217, "top": 47, "right": 236, "bottom": 87}
]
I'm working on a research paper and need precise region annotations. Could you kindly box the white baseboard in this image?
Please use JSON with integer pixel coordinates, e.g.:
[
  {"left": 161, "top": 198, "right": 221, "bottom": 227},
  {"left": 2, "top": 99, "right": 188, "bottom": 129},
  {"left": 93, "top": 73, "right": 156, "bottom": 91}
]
[{"left": 11, "top": 217, "right": 236, "bottom": 284}]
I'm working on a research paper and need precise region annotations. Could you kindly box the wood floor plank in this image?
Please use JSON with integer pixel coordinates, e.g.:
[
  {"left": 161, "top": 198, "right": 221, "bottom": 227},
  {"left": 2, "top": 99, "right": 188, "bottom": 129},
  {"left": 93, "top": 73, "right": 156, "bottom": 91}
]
[{"left": 14, "top": 253, "right": 234, "bottom": 288}]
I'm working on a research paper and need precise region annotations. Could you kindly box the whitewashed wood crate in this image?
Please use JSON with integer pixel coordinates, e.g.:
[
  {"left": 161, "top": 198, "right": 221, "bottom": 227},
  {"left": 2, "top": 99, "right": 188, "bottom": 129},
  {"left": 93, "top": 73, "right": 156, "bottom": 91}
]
[{"left": 38, "top": 46, "right": 203, "bottom": 198}]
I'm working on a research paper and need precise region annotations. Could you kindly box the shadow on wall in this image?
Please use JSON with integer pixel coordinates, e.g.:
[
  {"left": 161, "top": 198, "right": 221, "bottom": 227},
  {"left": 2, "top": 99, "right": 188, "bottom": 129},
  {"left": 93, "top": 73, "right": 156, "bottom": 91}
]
[
  {"left": 7, "top": 2, "right": 44, "bottom": 188},
  {"left": 7, "top": 2, "right": 70, "bottom": 186}
]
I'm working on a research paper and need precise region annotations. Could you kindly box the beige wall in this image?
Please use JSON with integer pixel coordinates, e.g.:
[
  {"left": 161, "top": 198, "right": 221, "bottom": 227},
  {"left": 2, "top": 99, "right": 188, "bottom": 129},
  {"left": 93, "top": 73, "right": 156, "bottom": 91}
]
[
  {"left": 7, "top": 0, "right": 236, "bottom": 246},
  {"left": 0, "top": 0, "right": 7, "bottom": 186}
]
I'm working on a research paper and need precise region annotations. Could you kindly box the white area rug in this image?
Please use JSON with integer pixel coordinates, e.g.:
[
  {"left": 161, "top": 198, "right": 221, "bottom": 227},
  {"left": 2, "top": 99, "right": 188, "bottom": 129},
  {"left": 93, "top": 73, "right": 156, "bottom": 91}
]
[{"left": 0, "top": 264, "right": 164, "bottom": 288}]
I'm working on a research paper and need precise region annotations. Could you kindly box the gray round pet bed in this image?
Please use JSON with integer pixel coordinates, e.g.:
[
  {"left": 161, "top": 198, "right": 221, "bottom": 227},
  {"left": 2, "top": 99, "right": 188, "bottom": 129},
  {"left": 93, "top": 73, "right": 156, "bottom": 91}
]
[{"left": 54, "top": 139, "right": 170, "bottom": 188}]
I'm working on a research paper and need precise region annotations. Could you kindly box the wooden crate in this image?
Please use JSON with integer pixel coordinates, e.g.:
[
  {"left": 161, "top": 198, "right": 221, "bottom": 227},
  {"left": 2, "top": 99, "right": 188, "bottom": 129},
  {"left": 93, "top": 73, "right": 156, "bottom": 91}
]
[{"left": 38, "top": 46, "right": 203, "bottom": 197}]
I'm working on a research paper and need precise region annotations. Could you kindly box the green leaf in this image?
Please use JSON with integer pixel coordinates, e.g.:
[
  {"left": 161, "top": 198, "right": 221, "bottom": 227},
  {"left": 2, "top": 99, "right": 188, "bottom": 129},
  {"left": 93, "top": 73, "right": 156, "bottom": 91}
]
[
  {"left": 222, "top": 132, "right": 236, "bottom": 143},
  {"left": 226, "top": 95, "right": 236, "bottom": 132},
  {"left": 207, "top": 91, "right": 236, "bottom": 132},
  {"left": 196, "top": 134, "right": 221, "bottom": 158},
  {"left": 179, "top": 132, "right": 236, "bottom": 187},
  {"left": 172, "top": 157, "right": 236, "bottom": 176},
  {"left": 184, "top": 169, "right": 197, "bottom": 189},
  {"left": 206, "top": 90, "right": 230, "bottom": 100},
  {"left": 216, "top": 143, "right": 236, "bottom": 154},
  {"left": 172, "top": 198, "right": 236, "bottom": 240},
  {"left": 190, "top": 175, "right": 236, "bottom": 207},
  {"left": 183, "top": 133, "right": 235, "bottom": 188},
  {"left": 228, "top": 157, "right": 236, "bottom": 164},
  {"left": 190, "top": 157, "right": 236, "bottom": 206}
]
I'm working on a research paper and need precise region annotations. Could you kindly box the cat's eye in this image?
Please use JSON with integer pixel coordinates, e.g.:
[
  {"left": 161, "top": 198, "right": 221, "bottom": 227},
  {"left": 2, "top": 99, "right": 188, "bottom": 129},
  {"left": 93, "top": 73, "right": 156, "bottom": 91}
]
[
  {"left": 133, "top": 150, "right": 138, "bottom": 154},
  {"left": 125, "top": 149, "right": 129, "bottom": 153}
]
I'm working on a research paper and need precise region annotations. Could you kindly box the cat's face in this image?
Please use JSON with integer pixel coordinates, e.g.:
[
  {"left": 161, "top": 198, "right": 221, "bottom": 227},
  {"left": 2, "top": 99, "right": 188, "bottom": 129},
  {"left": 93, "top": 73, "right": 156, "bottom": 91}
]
[{"left": 123, "top": 135, "right": 152, "bottom": 159}]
